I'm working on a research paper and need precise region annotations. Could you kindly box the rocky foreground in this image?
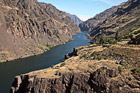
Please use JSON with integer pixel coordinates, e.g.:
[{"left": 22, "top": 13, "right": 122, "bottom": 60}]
[{"left": 11, "top": 44, "right": 140, "bottom": 93}]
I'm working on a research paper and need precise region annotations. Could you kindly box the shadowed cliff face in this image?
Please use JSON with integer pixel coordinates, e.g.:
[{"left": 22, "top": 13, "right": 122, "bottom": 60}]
[
  {"left": 79, "top": 6, "right": 118, "bottom": 32},
  {"left": 0, "top": 0, "right": 81, "bottom": 62},
  {"left": 10, "top": 67, "right": 119, "bottom": 93},
  {"left": 88, "top": 0, "right": 140, "bottom": 42},
  {"left": 10, "top": 44, "right": 140, "bottom": 93}
]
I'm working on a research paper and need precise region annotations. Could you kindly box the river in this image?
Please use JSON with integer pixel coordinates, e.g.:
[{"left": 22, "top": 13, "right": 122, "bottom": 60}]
[{"left": 0, "top": 32, "right": 90, "bottom": 93}]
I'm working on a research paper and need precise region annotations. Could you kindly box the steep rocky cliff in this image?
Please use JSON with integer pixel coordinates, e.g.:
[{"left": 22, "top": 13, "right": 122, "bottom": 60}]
[
  {"left": 88, "top": 0, "right": 140, "bottom": 42},
  {"left": 67, "top": 13, "right": 83, "bottom": 25},
  {"left": 0, "top": 0, "right": 81, "bottom": 62},
  {"left": 79, "top": 6, "right": 118, "bottom": 32},
  {"left": 11, "top": 44, "right": 140, "bottom": 93}
]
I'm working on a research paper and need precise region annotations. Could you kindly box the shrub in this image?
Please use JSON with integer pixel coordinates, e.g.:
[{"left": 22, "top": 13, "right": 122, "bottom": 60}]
[
  {"left": 127, "top": 60, "right": 131, "bottom": 64},
  {"left": 51, "top": 65, "right": 54, "bottom": 68},
  {"left": 99, "top": 37, "right": 117, "bottom": 44},
  {"left": 115, "top": 31, "right": 119, "bottom": 41},
  {"left": 132, "top": 67, "right": 140, "bottom": 74},
  {"left": 128, "top": 72, "right": 131, "bottom": 76},
  {"left": 118, "top": 66, "right": 123, "bottom": 73},
  {"left": 134, "top": 30, "right": 140, "bottom": 35},
  {"left": 122, "top": 61, "right": 128, "bottom": 67},
  {"left": 99, "top": 36, "right": 104, "bottom": 44},
  {"left": 80, "top": 54, "right": 88, "bottom": 59},
  {"left": 91, "top": 51, "right": 97, "bottom": 55},
  {"left": 97, "top": 56, "right": 101, "bottom": 60},
  {"left": 60, "top": 63, "right": 66, "bottom": 67},
  {"left": 104, "top": 56, "right": 108, "bottom": 60}
]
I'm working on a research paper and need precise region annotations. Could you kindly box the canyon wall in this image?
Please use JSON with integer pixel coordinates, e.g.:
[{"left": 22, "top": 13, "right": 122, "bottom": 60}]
[{"left": 0, "top": 0, "right": 81, "bottom": 62}]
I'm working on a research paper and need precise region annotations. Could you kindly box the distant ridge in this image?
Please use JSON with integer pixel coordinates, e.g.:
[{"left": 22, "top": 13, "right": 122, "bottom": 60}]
[
  {"left": 79, "top": 6, "right": 118, "bottom": 32},
  {"left": 67, "top": 13, "right": 83, "bottom": 25},
  {"left": 89, "top": 0, "right": 140, "bottom": 42}
]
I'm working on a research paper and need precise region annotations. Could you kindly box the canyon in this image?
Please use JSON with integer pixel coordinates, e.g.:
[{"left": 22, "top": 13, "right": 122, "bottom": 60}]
[
  {"left": 0, "top": 0, "right": 139, "bottom": 92},
  {"left": 0, "top": 0, "right": 80, "bottom": 62}
]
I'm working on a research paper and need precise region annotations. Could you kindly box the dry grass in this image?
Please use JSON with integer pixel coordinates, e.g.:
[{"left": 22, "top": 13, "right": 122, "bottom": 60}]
[{"left": 23, "top": 44, "right": 140, "bottom": 80}]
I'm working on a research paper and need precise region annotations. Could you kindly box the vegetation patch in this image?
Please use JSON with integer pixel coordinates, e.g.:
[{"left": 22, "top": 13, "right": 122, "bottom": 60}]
[
  {"left": 80, "top": 54, "right": 89, "bottom": 59},
  {"left": 60, "top": 63, "right": 66, "bottom": 67},
  {"left": 118, "top": 66, "right": 123, "bottom": 73},
  {"left": 99, "top": 36, "right": 117, "bottom": 44},
  {"left": 132, "top": 67, "right": 140, "bottom": 74}
]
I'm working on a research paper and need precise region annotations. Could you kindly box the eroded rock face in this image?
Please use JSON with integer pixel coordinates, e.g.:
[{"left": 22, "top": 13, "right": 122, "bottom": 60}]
[
  {"left": 0, "top": 0, "right": 81, "bottom": 62},
  {"left": 11, "top": 67, "right": 140, "bottom": 93},
  {"left": 10, "top": 44, "right": 140, "bottom": 93},
  {"left": 88, "top": 0, "right": 140, "bottom": 42},
  {"left": 10, "top": 67, "right": 119, "bottom": 93}
]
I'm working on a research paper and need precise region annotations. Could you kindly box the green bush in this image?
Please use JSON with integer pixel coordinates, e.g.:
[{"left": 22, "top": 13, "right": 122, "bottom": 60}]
[
  {"left": 60, "top": 63, "right": 66, "bottom": 67},
  {"left": 134, "top": 30, "right": 140, "bottom": 35},
  {"left": 132, "top": 67, "right": 140, "bottom": 74},
  {"left": 97, "top": 56, "right": 101, "bottom": 60},
  {"left": 122, "top": 61, "right": 128, "bottom": 67},
  {"left": 80, "top": 54, "right": 88, "bottom": 59},
  {"left": 91, "top": 52, "right": 97, "bottom": 56},
  {"left": 128, "top": 72, "right": 131, "bottom": 76},
  {"left": 99, "top": 37, "right": 117, "bottom": 44},
  {"left": 118, "top": 66, "right": 123, "bottom": 73},
  {"left": 104, "top": 56, "right": 108, "bottom": 60},
  {"left": 127, "top": 60, "right": 131, "bottom": 64},
  {"left": 115, "top": 31, "right": 119, "bottom": 41}
]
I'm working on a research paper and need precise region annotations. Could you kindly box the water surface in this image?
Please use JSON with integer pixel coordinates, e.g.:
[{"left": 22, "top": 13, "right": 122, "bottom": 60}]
[{"left": 0, "top": 32, "right": 90, "bottom": 93}]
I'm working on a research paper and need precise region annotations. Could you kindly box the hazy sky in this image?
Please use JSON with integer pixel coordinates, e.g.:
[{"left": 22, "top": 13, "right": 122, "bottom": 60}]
[{"left": 38, "top": 0, "right": 127, "bottom": 21}]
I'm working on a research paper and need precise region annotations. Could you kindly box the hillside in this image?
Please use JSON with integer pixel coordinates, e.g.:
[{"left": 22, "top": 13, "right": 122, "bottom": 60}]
[
  {"left": 88, "top": 0, "right": 140, "bottom": 43},
  {"left": 9, "top": 0, "right": 140, "bottom": 92},
  {"left": 67, "top": 13, "right": 83, "bottom": 25},
  {"left": 0, "top": 0, "right": 81, "bottom": 62},
  {"left": 11, "top": 44, "right": 140, "bottom": 92},
  {"left": 79, "top": 6, "right": 118, "bottom": 32}
]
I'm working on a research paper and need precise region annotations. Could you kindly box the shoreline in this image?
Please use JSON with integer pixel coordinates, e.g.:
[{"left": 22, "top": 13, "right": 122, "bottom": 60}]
[{"left": 0, "top": 33, "right": 81, "bottom": 63}]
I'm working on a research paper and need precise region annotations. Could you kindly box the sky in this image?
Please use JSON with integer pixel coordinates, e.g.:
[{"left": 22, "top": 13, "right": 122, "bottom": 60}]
[{"left": 38, "top": 0, "right": 128, "bottom": 21}]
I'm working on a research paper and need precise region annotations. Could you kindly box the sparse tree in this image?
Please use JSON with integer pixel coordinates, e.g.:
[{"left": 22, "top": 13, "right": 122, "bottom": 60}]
[
  {"left": 115, "top": 31, "right": 119, "bottom": 41},
  {"left": 99, "top": 35, "right": 104, "bottom": 44}
]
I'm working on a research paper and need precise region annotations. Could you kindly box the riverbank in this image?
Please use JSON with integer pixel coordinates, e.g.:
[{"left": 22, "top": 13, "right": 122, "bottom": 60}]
[
  {"left": 0, "top": 32, "right": 90, "bottom": 93},
  {"left": 0, "top": 39, "right": 69, "bottom": 63},
  {"left": 11, "top": 44, "right": 140, "bottom": 92}
]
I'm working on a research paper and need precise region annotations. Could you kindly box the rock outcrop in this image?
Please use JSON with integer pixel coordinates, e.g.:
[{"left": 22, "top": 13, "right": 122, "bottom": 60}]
[
  {"left": 0, "top": 0, "right": 81, "bottom": 62},
  {"left": 67, "top": 13, "right": 83, "bottom": 25},
  {"left": 129, "top": 33, "right": 140, "bottom": 44},
  {"left": 79, "top": 6, "right": 118, "bottom": 32},
  {"left": 11, "top": 44, "right": 140, "bottom": 93},
  {"left": 88, "top": 0, "right": 140, "bottom": 42}
]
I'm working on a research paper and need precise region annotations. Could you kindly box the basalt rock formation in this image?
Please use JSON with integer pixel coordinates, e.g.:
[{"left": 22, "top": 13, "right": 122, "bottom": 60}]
[
  {"left": 79, "top": 6, "right": 118, "bottom": 32},
  {"left": 11, "top": 44, "right": 140, "bottom": 93},
  {"left": 67, "top": 13, "right": 83, "bottom": 25},
  {"left": 0, "top": 0, "right": 81, "bottom": 62},
  {"left": 88, "top": 0, "right": 140, "bottom": 42}
]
